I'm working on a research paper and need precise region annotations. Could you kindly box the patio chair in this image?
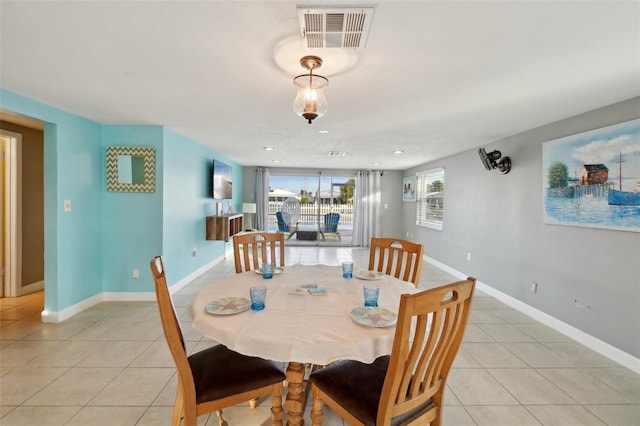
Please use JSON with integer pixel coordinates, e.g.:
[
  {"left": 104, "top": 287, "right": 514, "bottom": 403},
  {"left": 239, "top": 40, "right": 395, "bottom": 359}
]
[
  {"left": 309, "top": 277, "right": 476, "bottom": 426},
  {"left": 276, "top": 198, "right": 300, "bottom": 239},
  {"left": 320, "top": 213, "right": 341, "bottom": 240},
  {"left": 276, "top": 212, "right": 298, "bottom": 239}
]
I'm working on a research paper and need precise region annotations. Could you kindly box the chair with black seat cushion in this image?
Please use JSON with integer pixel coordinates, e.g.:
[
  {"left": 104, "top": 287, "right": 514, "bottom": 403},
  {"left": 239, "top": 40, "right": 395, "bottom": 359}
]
[
  {"left": 150, "top": 256, "right": 285, "bottom": 426},
  {"left": 233, "top": 231, "right": 285, "bottom": 274},
  {"left": 309, "top": 277, "right": 476, "bottom": 426},
  {"left": 369, "top": 237, "right": 424, "bottom": 287}
]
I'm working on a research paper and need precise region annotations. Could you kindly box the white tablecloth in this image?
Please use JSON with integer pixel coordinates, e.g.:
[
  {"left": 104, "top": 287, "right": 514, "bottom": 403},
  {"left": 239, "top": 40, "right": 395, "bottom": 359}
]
[{"left": 190, "top": 264, "right": 418, "bottom": 365}]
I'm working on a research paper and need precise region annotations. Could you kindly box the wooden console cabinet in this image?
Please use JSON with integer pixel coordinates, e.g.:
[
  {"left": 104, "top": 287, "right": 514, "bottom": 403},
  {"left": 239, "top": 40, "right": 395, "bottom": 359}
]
[{"left": 206, "top": 214, "right": 243, "bottom": 241}]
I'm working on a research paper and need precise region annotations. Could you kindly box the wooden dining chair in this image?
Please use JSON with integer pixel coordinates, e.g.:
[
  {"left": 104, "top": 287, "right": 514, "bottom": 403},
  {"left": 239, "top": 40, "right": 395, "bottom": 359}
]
[
  {"left": 368, "top": 237, "right": 424, "bottom": 287},
  {"left": 233, "top": 231, "right": 285, "bottom": 273},
  {"left": 309, "top": 277, "right": 476, "bottom": 426},
  {"left": 150, "top": 256, "right": 285, "bottom": 426}
]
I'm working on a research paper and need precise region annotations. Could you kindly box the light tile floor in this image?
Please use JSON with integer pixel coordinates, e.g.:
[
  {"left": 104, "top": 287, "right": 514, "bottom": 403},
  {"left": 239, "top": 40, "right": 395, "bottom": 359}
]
[{"left": 1, "top": 247, "right": 639, "bottom": 425}]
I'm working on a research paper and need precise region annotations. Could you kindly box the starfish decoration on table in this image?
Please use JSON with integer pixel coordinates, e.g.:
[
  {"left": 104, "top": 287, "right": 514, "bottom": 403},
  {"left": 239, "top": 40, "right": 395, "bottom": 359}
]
[
  {"left": 363, "top": 311, "right": 388, "bottom": 325},
  {"left": 217, "top": 298, "right": 244, "bottom": 312}
]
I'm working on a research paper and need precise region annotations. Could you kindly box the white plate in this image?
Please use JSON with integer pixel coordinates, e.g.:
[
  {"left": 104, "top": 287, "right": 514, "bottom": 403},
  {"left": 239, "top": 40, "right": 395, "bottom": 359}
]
[
  {"left": 350, "top": 306, "right": 397, "bottom": 328},
  {"left": 205, "top": 297, "right": 251, "bottom": 315},
  {"left": 355, "top": 270, "right": 386, "bottom": 280},
  {"left": 255, "top": 266, "right": 285, "bottom": 275}
]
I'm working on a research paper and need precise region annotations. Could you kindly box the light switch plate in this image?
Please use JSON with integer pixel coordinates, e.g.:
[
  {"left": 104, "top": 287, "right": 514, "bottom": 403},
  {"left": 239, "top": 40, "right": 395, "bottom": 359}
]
[{"left": 63, "top": 200, "right": 72, "bottom": 212}]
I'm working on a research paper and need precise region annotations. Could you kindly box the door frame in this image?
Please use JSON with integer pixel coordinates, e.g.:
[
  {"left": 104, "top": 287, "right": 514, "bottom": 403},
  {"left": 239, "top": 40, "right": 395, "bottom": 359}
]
[{"left": 1, "top": 129, "right": 22, "bottom": 297}]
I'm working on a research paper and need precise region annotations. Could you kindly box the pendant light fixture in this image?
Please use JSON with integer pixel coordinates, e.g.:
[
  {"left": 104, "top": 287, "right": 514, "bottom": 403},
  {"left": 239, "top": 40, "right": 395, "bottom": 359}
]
[{"left": 293, "top": 55, "right": 328, "bottom": 124}]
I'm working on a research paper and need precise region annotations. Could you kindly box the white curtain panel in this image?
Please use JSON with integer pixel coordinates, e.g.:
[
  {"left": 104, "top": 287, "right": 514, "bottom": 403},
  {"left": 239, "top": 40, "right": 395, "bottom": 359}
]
[
  {"left": 352, "top": 170, "right": 381, "bottom": 246},
  {"left": 255, "top": 167, "right": 270, "bottom": 230}
]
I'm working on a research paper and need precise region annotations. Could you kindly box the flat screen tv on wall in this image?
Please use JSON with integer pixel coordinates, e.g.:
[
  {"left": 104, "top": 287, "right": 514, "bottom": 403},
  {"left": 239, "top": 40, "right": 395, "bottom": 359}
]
[{"left": 212, "top": 159, "right": 232, "bottom": 199}]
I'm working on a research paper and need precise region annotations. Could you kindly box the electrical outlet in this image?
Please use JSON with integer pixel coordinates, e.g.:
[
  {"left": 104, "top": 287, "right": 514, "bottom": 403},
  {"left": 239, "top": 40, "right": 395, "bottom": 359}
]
[
  {"left": 133, "top": 268, "right": 140, "bottom": 279},
  {"left": 529, "top": 281, "right": 537, "bottom": 293},
  {"left": 467, "top": 252, "right": 472, "bottom": 261}
]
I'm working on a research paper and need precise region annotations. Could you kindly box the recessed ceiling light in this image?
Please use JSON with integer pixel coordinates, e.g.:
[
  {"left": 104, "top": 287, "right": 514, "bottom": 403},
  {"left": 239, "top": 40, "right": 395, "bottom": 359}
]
[
  {"left": 372, "top": 162, "right": 381, "bottom": 166},
  {"left": 392, "top": 150, "right": 404, "bottom": 154},
  {"left": 272, "top": 159, "right": 280, "bottom": 163},
  {"left": 264, "top": 146, "right": 275, "bottom": 151},
  {"left": 319, "top": 130, "right": 329, "bottom": 134}
]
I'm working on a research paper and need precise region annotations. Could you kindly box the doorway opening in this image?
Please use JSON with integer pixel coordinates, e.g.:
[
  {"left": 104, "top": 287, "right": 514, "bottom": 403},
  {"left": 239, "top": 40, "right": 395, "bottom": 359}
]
[
  {"left": 268, "top": 172, "right": 355, "bottom": 246},
  {"left": 0, "top": 122, "right": 45, "bottom": 301}
]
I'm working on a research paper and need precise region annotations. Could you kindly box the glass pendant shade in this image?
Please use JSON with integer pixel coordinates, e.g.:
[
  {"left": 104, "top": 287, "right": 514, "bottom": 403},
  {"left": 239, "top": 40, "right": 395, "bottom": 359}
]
[{"left": 292, "top": 56, "right": 328, "bottom": 124}]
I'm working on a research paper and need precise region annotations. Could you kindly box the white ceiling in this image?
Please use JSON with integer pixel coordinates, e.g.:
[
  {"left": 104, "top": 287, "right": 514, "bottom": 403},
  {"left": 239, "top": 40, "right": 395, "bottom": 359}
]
[{"left": 1, "top": 1, "right": 638, "bottom": 170}]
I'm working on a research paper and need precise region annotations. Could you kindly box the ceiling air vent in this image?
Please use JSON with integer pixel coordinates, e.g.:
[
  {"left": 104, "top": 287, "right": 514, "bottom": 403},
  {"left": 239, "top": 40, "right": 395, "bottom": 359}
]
[
  {"left": 297, "top": 6, "right": 376, "bottom": 50},
  {"left": 328, "top": 151, "right": 347, "bottom": 157}
]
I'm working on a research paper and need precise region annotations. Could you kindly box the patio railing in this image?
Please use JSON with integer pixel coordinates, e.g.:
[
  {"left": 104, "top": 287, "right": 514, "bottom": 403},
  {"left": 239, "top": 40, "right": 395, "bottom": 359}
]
[{"left": 267, "top": 202, "right": 353, "bottom": 229}]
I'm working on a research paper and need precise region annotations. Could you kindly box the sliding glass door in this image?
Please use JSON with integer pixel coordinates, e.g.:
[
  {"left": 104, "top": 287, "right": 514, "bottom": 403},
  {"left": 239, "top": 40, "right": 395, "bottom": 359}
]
[{"left": 269, "top": 171, "right": 355, "bottom": 246}]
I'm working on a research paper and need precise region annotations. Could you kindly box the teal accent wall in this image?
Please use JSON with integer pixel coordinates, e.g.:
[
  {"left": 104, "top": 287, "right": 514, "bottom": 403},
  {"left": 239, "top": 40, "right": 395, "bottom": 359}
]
[
  {"left": 1, "top": 89, "right": 243, "bottom": 314},
  {"left": 161, "top": 129, "right": 242, "bottom": 284},
  {"left": 101, "top": 125, "right": 164, "bottom": 292},
  {"left": 0, "top": 89, "right": 103, "bottom": 312}
]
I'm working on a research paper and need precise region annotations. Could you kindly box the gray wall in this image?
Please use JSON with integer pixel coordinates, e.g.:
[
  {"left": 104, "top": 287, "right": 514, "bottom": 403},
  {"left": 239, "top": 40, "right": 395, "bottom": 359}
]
[
  {"left": 404, "top": 97, "right": 640, "bottom": 358},
  {"left": 378, "top": 170, "right": 404, "bottom": 238}
]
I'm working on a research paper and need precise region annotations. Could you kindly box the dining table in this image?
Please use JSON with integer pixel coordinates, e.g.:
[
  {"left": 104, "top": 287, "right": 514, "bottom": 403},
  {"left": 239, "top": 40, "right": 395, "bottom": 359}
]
[{"left": 190, "top": 263, "right": 419, "bottom": 426}]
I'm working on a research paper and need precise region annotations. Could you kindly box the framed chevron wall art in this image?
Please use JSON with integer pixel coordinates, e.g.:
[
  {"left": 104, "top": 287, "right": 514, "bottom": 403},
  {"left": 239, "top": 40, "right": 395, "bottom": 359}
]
[{"left": 106, "top": 146, "right": 155, "bottom": 192}]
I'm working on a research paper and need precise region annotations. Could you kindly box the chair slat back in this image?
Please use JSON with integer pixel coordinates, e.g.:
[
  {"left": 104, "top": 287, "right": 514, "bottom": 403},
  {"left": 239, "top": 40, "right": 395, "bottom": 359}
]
[
  {"left": 368, "top": 238, "right": 424, "bottom": 287},
  {"left": 324, "top": 213, "right": 340, "bottom": 232},
  {"left": 233, "top": 232, "right": 285, "bottom": 273},
  {"left": 149, "top": 256, "right": 196, "bottom": 401},
  {"left": 378, "top": 278, "right": 476, "bottom": 424}
]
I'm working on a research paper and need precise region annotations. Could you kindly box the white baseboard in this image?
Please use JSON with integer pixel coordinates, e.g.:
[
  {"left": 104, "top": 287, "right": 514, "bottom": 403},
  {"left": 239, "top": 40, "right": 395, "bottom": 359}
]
[
  {"left": 423, "top": 255, "right": 640, "bottom": 375},
  {"left": 41, "top": 293, "right": 103, "bottom": 323},
  {"left": 20, "top": 280, "right": 44, "bottom": 295},
  {"left": 169, "top": 255, "right": 225, "bottom": 294},
  {"left": 41, "top": 255, "right": 225, "bottom": 323}
]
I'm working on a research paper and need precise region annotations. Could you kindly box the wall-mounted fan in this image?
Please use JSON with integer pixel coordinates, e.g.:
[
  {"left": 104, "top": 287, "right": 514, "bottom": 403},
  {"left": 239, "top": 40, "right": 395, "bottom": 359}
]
[{"left": 478, "top": 148, "right": 512, "bottom": 175}]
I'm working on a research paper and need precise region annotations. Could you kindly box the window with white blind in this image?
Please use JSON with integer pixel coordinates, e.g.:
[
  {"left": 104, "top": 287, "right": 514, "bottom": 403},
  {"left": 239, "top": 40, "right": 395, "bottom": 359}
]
[{"left": 415, "top": 167, "right": 444, "bottom": 230}]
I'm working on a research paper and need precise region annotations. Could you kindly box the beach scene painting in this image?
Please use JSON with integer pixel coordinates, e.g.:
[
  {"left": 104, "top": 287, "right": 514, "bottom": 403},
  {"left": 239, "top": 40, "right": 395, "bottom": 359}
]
[{"left": 542, "top": 118, "right": 640, "bottom": 232}]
